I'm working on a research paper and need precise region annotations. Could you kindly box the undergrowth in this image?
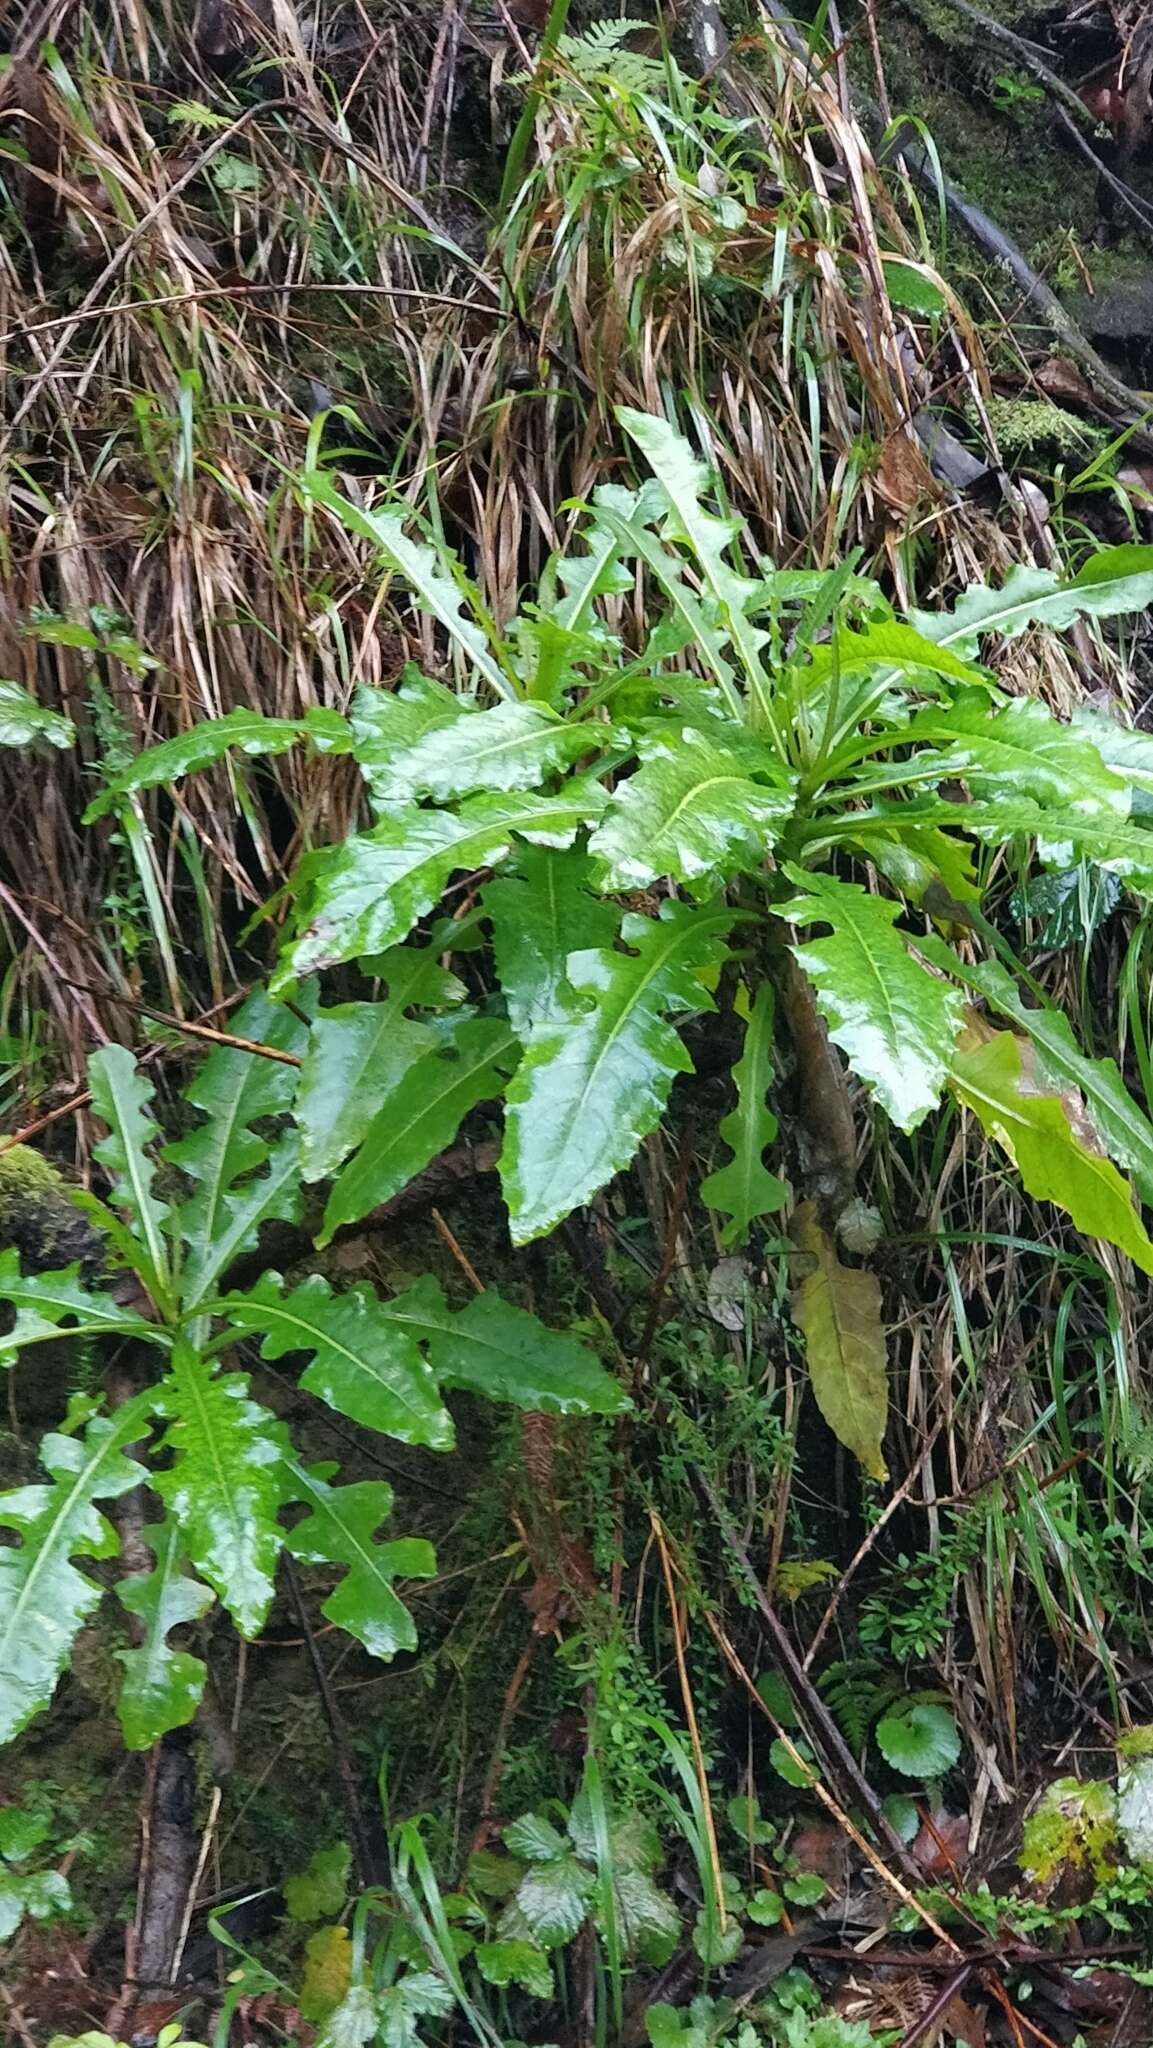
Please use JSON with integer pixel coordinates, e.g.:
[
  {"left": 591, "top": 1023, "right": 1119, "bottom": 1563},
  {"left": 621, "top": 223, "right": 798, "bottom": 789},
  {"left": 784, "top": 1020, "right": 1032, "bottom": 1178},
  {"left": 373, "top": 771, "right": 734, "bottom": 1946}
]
[{"left": 4, "top": 4, "right": 1153, "bottom": 2048}]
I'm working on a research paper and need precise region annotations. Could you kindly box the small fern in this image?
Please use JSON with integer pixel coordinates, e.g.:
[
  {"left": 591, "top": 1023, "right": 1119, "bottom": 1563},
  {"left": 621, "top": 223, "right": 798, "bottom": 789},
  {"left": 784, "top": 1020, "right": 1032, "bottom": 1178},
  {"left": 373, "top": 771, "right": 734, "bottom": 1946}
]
[
  {"left": 817, "top": 1659, "right": 901, "bottom": 1754},
  {"left": 557, "top": 19, "right": 671, "bottom": 95}
]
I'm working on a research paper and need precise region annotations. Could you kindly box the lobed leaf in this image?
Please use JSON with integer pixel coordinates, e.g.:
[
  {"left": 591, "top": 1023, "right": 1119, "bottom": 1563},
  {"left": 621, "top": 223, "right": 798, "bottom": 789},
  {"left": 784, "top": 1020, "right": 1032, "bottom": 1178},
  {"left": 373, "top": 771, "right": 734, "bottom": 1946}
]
[
  {"left": 616, "top": 409, "right": 775, "bottom": 716},
  {"left": 589, "top": 725, "right": 792, "bottom": 894},
  {"left": 0, "top": 678, "right": 75, "bottom": 751},
  {"left": 297, "top": 941, "right": 465, "bottom": 1182},
  {"left": 304, "top": 473, "right": 514, "bottom": 700},
  {"left": 485, "top": 849, "right": 620, "bottom": 1038},
  {"left": 780, "top": 867, "right": 965, "bottom": 1131},
  {"left": 911, "top": 545, "right": 1153, "bottom": 658},
  {"left": 317, "top": 1019, "right": 519, "bottom": 1245},
  {"left": 700, "top": 983, "right": 787, "bottom": 1245},
  {"left": 153, "top": 1343, "right": 296, "bottom": 1638},
  {"left": 501, "top": 901, "right": 734, "bottom": 1244},
  {"left": 0, "top": 1400, "right": 152, "bottom": 1743},
  {"left": 377, "top": 1275, "right": 629, "bottom": 1414},
  {"left": 904, "top": 690, "right": 1130, "bottom": 816},
  {"left": 115, "top": 1519, "right": 214, "bottom": 1749},
  {"left": 88, "top": 1045, "right": 172, "bottom": 1306},
  {"left": 855, "top": 797, "right": 1153, "bottom": 894},
  {"left": 279, "top": 781, "right": 608, "bottom": 986},
  {"left": 219, "top": 1272, "right": 453, "bottom": 1448},
  {"left": 0, "top": 1251, "right": 167, "bottom": 1369},
  {"left": 351, "top": 673, "right": 597, "bottom": 805},
  {"left": 167, "top": 986, "right": 310, "bottom": 1307},
  {"left": 283, "top": 1462, "right": 437, "bottom": 1661},
  {"left": 83, "top": 706, "right": 348, "bottom": 821},
  {"left": 789, "top": 1202, "right": 888, "bottom": 1481},
  {"left": 948, "top": 1029, "right": 1153, "bottom": 1272}
]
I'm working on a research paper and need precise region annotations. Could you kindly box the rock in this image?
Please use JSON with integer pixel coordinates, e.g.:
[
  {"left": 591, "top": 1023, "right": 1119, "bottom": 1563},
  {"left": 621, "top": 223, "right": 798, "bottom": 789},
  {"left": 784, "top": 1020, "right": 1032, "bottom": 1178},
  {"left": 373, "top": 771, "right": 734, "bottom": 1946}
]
[{"left": 1065, "top": 275, "right": 1153, "bottom": 342}]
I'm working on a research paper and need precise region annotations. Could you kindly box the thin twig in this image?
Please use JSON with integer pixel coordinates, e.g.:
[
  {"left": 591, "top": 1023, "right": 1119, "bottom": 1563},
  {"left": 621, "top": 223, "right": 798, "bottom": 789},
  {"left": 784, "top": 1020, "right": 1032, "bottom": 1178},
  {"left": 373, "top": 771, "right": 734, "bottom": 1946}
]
[
  {"left": 11, "top": 279, "right": 512, "bottom": 343},
  {"left": 168, "top": 1784, "right": 223, "bottom": 1987},
  {"left": 430, "top": 1207, "right": 485, "bottom": 1294},
  {"left": 693, "top": 1464, "right": 935, "bottom": 1886},
  {"left": 651, "top": 1512, "right": 728, "bottom": 1929},
  {"left": 804, "top": 1423, "right": 943, "bottom": 1670},
  {"left": 283, "top": 1552, "right": 382, "bottom": 1888},
  {"left": 702, "top": 1608, "right": 963, "bottom": 1952}
]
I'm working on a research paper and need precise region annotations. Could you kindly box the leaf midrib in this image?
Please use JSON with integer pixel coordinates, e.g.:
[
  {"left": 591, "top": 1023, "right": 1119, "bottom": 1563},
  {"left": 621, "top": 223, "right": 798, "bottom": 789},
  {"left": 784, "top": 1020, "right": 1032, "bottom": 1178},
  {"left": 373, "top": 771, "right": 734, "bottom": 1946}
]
[
  {"left": 251, "top": 1299, "right": 447, "bottom": 1438},
  {"left": 520, "top": 914, "right": 729, "bottom": 1177},
  {"left": 0, "top": 1417, "right": 139, "bottom": 1718}
]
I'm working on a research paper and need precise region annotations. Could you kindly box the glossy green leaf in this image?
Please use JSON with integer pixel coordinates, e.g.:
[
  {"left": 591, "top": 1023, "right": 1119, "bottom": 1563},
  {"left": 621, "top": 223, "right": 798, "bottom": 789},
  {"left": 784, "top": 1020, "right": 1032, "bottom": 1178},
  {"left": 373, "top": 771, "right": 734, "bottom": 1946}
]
[
  {"left": 962, "top": 959, "right": 1153, "bottom": 1206},
  {"left": 153, "top": 1344, "right": 295, "bottom": 1637},
  {"left": 351, "top": 677, "right": 596, "bottom": 804},
  {"left": 948, "top": 1030, "right": 1153, "bottom": 1272},
  {"left": 510, "top": 1850, "right": 594, "bottom": 1948},
  {"left": 0, "top": 1808, "right": 50, "bottom": 1861},
  {"left": 616, "top": 408, "right": 774, "bottom": 715},
  {"left": 904, "top": 691, "right": 1129, "bottom": 815},
  {"left": 349, "top": 672, "right": 461, "bottom": 799},
  {"left": 115, "top": 1519, "right": 214, "bottom": 1749},
  {"left": 884, "top": 261, "right": 947, "bottom": 314},
  {"left": 318, "top": 1019, "right": 519, "bottom": 1245},
  {"left": 283, "top": 1462, "right": 437, "bottom": 1660},
  {"left": 83, "top": 706, "right": 347, "bottom": 820},
  {"left": 88, "top": 1045, "right": 172, "bottom": 1305},
  {"left": 874, "top": 1700, "right": 961, "bottom": 1778},
  {"left": 485, "top": 849, "right": 620, "bottom": 1038},
  {"left": 505, "top": 1811, "right": 568, "bottom": 1861},
  {"left": 861, "top": 822, "right": 980, "bottom": 907},
  {"left": 218, "top": 1272, "right": 453, "bottom": 1448},
  {"left": 376, "top": 1275, "right": 629, "bottom": 1414},
  {"left": 0, "top": 1252, "right": 166, "bottom": 1368},
  {"left": 167, "top": 987, "right": 310, "bottom": 1308},
  {"left": 588, "top": 487, "right": 742, "bottom": 713},
  {"left": 0, "top": 1399, "right": 151, "bottom": 1743},
  {"left": 801, "top": 620, "right": 986, "bottom": 694},
  {"left": 280, "top": 782, "right": 608, "bottom": 985},
  {"left": 0, "top": 678, "right": 74, "bottom": 750},
  {"left": 790, "top": 1202, "right": 888, "bottom": 1481},
  {"left": 770, "top": 1736, "right": 818, "bottom": 1788},
  {"left": 861, "top": 797, "right": 1153, "bottom": 894},
  {"left": 747, "top": 1888, "right": 785, "bottom": 1926},
  {"left": 297, "top": 943, "right": 465, "bottom": 1182},
  {"left": 882, "top": 1793, "right": 921, "bottom": 1843},
  {"left": 589, "top": 725, "right": 791, "bottom": 893},
  {"left": 780, "top": 867, "right": 965, "bottom": 1131},
  {"left": 502, "top": 901, "right": 733, "bottom": 1244},
  {"left": 1073, "top": 704, "right": 1153, "bottom": 807},
  {"left": 911, "top": 546, "right": 1153, "bottom": 657},
  {"left": 700, "top": 984, "right": 787, "bottom": 1245},
  {"left": 612, "top": 1867, "right": 680, "bottom": 1962},
  {"left": 303, "top": 473, "right": 513, "bottom": 700},
  {"left": 1011, "top": 864, "right": 1120, "bottom": 949}
]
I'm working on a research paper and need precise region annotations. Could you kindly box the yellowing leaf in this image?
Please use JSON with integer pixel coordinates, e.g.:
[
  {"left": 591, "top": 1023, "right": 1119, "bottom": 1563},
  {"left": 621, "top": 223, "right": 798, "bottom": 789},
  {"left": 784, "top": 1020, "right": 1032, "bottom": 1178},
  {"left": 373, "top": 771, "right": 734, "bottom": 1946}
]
[
  {"left": 789, "top": 1203, "right": 888, "bottom": 1481},
  {"left": 300, "top": 1923, "right": 353, "bottom": 2024},
  {"left": 948, "top": 1031, "right": 1153, "bottom": 1274}
]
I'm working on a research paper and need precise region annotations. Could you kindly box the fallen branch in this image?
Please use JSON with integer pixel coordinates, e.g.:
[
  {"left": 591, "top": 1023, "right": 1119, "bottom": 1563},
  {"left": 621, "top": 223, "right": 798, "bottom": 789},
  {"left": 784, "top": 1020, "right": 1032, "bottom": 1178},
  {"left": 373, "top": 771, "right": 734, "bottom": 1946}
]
[{"left": 691, "top": 1466, "right": 935, "bottom": 1891}]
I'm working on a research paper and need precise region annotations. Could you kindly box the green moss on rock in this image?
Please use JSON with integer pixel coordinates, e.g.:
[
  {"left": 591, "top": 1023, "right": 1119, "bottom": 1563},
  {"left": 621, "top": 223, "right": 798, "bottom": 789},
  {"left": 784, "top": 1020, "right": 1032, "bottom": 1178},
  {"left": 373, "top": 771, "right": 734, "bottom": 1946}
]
[{"left": 0, "top": 1144, "right": 106, "bottom": 1275}]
